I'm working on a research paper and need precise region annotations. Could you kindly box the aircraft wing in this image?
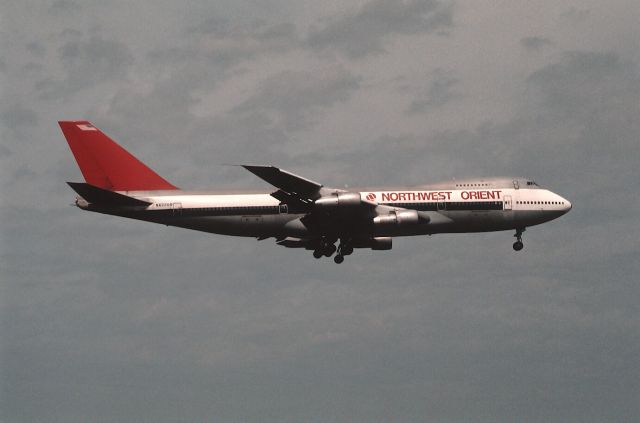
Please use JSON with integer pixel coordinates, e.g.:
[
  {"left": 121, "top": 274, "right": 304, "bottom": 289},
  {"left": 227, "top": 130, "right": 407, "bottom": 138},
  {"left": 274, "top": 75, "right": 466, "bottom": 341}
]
[
  {"left": 242, "top": 165, "right": 326, "bottom": 211},
  {"left": 242, "top": 165, "right": 322, "bottom": 195},
  {"left": 243, "top": 164, "right": 380, "bottom": 211}
]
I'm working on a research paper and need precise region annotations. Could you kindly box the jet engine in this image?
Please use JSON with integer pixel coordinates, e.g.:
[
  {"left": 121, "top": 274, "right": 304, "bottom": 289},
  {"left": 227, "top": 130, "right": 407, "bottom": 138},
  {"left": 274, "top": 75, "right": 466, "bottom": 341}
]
[
  {"left": 373, "top": 210, "right": 429, "bottom": 226},
  {"left": 314, "top": 192, "right": 362, "bottom": 209}
]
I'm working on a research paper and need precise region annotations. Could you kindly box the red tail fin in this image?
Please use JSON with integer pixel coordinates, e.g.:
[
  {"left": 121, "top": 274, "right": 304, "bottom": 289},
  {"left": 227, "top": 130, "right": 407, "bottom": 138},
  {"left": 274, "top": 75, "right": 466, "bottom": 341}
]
[{"left": 59, "top": 121, "right": 178, "bottom": 191}]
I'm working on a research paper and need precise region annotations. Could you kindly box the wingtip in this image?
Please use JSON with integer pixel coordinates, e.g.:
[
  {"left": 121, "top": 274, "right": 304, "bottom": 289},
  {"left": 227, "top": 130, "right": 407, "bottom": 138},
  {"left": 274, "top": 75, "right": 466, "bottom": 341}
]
[
  {"left": 220, "top": 164, "right": 276, "bottom": 169},
  {"left": 239, "top": 164, "right": 277, "bottom": 169}
]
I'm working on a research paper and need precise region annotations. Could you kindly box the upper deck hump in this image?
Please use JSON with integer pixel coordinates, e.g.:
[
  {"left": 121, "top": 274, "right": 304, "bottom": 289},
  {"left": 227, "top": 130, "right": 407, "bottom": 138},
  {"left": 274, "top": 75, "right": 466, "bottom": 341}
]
[
  {"left": 418, "top": 177, "right": 541, "bottom": 190},
  {"left": 351, "top": 177, "right": 541, "bottom": 192}
]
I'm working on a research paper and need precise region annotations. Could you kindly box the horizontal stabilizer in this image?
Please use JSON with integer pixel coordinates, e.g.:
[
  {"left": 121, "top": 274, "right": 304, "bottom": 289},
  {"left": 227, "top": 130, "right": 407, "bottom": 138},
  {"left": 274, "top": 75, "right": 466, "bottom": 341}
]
[{"left": 67, "top": 182, "right": 152, "bottom": 206}]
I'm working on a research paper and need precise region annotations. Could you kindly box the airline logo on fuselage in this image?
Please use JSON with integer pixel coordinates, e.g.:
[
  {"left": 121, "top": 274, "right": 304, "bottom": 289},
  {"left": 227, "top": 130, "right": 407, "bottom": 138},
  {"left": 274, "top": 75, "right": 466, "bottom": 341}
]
[
  {"left": 460, "top": 190, "right": 502, "bottom": 200},
  {"left": 375, "top": 190, "right": 503, "bottom": 202},
  {"left": 381, "top": 191, "right": 452, "bottom": 202}
]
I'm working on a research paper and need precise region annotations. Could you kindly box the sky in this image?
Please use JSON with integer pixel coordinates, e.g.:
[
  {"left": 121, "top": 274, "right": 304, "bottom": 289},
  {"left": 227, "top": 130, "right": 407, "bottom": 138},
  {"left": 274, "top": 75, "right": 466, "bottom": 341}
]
[{"left": 1, "top": 0, "right": 639, "bottom": 422}]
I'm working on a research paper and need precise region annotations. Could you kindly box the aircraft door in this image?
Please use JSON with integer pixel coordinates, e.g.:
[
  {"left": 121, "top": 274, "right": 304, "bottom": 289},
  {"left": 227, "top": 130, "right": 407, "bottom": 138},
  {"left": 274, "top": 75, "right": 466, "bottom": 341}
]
[
  {"left": 504, "top": 195, "right": 512, "bottom": 210},
  {"left": 171, "top": 202, "right": 182, "bottom": 216}
]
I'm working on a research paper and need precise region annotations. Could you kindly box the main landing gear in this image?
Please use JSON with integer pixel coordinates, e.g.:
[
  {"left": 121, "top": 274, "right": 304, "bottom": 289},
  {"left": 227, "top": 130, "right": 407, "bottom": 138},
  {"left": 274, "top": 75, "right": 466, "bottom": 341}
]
[
  {"left": 513, "top": 228, "right": 525, "bottom": 251},
  {"left": 313, "top": 237, "right": 336, "bottom": 259},
  {"left": 313, "top": 238, "right": 353, "bottom": 263},
  {"left": 333, "top": 242, "right": 354, "bottom": 264}
]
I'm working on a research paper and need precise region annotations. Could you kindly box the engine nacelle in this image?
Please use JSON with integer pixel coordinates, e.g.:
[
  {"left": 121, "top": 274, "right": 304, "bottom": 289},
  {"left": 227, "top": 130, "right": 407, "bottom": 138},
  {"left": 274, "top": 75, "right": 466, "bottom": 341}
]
[
  {"left": 315, "top": 192, "right": 362, "bottom": 209},
  {"left": 373, "top": 210, "right": 426, "bottom": 226}
]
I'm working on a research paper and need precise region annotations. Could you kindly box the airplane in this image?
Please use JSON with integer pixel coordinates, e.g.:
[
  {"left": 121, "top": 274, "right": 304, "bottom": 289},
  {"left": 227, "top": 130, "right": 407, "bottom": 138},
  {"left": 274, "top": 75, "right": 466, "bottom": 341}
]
[{"left": 60, "top": 121, "right": 572, "bottom": 263}]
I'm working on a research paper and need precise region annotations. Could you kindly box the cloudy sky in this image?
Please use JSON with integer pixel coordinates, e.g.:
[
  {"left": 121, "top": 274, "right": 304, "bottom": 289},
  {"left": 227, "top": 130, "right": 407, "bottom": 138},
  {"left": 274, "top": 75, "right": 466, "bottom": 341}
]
[{"left": 1, "top": 0, "right": 639, "bottom": 421}]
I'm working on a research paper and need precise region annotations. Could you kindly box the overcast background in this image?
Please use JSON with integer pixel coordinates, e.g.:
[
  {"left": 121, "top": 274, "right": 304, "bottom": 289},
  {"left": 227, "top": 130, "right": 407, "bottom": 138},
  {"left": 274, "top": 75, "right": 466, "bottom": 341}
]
[{"left": 1, "top": 1, "right": 639, "bottom": 422}]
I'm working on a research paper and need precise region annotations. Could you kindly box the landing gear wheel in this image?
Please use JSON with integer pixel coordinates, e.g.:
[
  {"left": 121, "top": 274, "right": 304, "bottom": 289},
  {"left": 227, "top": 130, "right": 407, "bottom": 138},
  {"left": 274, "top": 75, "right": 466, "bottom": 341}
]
[
  {"left": 313, "top": 249, "right": 323, "bottom": 259},
  {"left": 513, "top": 228, "right": 525, "bottom": 252},
  {"left": 334, "top": 254, "right": 344, "bottom": 264},
  {"left": 323, "top": 244, "right": 337, "bottom": 257},
  {"left": 337, "top": 239, "right": 354, "bottom": 257}
]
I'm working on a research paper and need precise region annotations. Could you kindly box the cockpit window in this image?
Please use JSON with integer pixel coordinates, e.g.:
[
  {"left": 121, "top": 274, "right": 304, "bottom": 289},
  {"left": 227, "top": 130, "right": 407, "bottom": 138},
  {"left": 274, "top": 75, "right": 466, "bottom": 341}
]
[{"left": 526, "top": 180, "right": 539, "bottom": 186}]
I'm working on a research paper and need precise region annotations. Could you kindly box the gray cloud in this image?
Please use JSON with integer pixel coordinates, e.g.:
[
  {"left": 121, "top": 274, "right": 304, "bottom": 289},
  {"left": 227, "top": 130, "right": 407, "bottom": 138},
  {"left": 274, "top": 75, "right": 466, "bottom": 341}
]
[
  {"left": 48, "top": 0, "right": 81, "bottom": 14},
  {"left": 526, "top": 51, "right": 636, "bottom": 122},
  {"left": 197, "top": 21, "right": 298, "bottom": 63},
  {"left": 25, "top": 41, "right": 47, "bottom": 57},
  {"left": 0, "top": 105, "right": 39, "bottom": 147},
  {"left": 560, "top": 7, "right": 591, "bottom": 23},
  {"left": 60, "top": 27, "right": 83, "bottom": 38},
  {"left": 189, "top": 112, "right": 292, "bottom": 167},
  {"left": 107, "top": 76, "right": 197, "bottom": 130},
  {"left": 233, "top": 67, "right": 361, "bottom": 131},
  {"left": 149, "top": 19, "right": 299, "bottom": 71},
  {"left": 59, "top": 35, "right": 133, "bottom": 79},
  {"left": 406, "top": 68, "right": 462, "bottom": 114},
  {"left": 308, "top": 0, "right": 453, "bottom": 58},
  {"left": 520, "top": 36, "right": 553, "bottom": 51},
  {"left": 22, "top": 62, "right": 44, "bottom": 73},
  {"left": 36, "top": 34, "right": 134, "bottom": 99},
  {"left": 1, "top": 105, "right": 38, "bottom": 129}
]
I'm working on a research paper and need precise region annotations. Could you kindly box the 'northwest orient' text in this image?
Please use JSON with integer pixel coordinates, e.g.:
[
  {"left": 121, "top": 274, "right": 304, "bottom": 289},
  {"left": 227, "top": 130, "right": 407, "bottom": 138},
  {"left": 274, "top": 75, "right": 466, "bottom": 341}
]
[{"left": 379, "top": 190, "right": 502, "bottom": 202}]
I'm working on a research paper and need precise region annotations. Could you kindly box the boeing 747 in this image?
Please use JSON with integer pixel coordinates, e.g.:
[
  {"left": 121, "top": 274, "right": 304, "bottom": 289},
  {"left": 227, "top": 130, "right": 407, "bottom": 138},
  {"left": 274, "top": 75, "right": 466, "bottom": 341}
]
[{"left": 61, "top": 121, "right": 572, "bottom": 263}]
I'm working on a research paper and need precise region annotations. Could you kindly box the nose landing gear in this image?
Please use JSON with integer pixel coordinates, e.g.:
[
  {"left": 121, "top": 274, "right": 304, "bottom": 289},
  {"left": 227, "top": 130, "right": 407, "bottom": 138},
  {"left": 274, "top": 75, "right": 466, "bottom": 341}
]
[{"left": 513, "top": 228, "right": 525, "bottom": 251}]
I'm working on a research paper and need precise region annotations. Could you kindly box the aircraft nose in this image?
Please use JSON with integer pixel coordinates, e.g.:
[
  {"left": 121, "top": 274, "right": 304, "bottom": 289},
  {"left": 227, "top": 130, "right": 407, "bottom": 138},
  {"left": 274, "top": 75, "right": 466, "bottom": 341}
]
[{"left": 562, "top": 197, "right": 572, "bottom": 213}]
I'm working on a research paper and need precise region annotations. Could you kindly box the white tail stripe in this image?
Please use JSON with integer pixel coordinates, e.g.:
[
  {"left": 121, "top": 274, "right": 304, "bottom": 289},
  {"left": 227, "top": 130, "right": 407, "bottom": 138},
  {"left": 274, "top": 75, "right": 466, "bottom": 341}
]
[{"left": 77, "top": 124, "right": 97, "bottom": 131}]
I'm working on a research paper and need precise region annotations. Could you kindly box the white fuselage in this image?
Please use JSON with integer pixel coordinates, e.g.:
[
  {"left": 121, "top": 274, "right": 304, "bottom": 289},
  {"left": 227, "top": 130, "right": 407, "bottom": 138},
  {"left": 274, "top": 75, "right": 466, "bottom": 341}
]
[{"left": 82, "top": 177, "right": 571, "bottom": 240}]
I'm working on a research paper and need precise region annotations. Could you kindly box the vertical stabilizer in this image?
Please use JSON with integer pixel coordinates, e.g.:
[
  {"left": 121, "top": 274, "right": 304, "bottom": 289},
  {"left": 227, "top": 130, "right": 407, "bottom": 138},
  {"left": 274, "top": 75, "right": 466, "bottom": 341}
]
[{"left": 59, "top": 121, "right": 178, "bottom": 191}]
